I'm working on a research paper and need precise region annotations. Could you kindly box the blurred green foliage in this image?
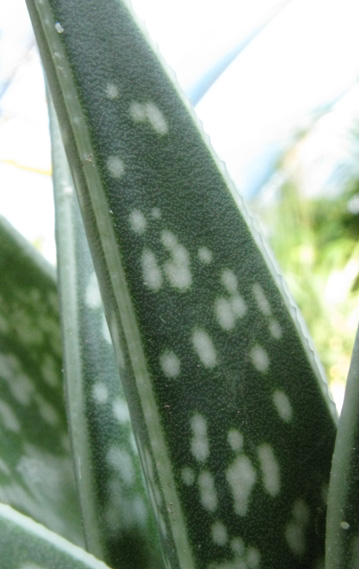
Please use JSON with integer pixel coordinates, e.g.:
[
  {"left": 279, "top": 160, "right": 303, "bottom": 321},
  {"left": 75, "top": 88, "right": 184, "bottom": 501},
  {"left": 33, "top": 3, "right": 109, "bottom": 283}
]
[{"left": 253, "top": 121, "right": 359, "bottom": 407}]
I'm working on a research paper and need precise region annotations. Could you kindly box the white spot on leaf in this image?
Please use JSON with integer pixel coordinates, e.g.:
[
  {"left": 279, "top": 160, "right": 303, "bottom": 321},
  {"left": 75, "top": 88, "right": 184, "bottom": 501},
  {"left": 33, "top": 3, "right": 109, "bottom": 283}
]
[
  {"left": 269, "top": 319, "right": 282, "bottom": 339},
  {"left": 113, "top": 397, "right": 130, "bottom": 423},
  {"left": 192, "top": 328, "right": 217, "bottom": 368},
  {"left": 161, "top": 230, "right": 192, "bottom": 291},
  {"left": 92, "top": 382, "right": 108, "bottom": 404},
  {"left": 107, "top": 447, "right": 135, "bottom": 485},
  {"left": 190, "top": 413, "right": 209, "bottom": 462},
  {"left": 107, "top": 155, "right": 124, "bottom": 178},
  {"left": 198, "top": 470, "right": 217, "bottom": 511},
  {"left": 215, "top": 298, "right": 235, "bottom": 330},
  {"left": 285, "top": 499, "right": 310, "bottom": 556},
  {"left": 231, "top": 537, "right": 245, "bottom": 556},
  {"left": 216, "top": 269, "right": 247, "bottom": 330},
  {"left": 211, "top": 521, "right": 228, "bottom": 545},
  {"left": 151, "top": 207, "right": 162, "bottom": 219},
  {"left": 257, "top": 443, "right": 280, "bottom": 497},
  {"left": 160, "top": 350, "right": 180, "bottom": 378},
  {"left": 181, "top": 467, "right": 195, "bottom": 486},
  {"left": 250, "top": 344, "right": 269, "bottom": 373},
  {"left": 141, "top": 249, "right": 163, "bottom": 291},
  {"left": 247, "top": 546, "right": 261, "bottom": 568},
  {"left": 227, "top": 429, "right": 244, "bottom": 452},
  {"left": 105, "top": 82, "right": 119, "bottom": 99},
  {"left": 221, "top": 269, "right": 238, "bottom": 294},
  {"left": 198, "top": 247, "right": 213, "bottom": 264},
  {"left": 129, "top": 209, "right": 147, "bottom": 234},
  {"left": 273, "top": 390, "right": 293, "bottom": 422},
  {"left": 226, "top": 454, "right": 257, "bottom": 516},
  {"left": 252, "top": 283, "right": 271, "bottom": 316},
  {"left": 130, "top": 101, "right": 168, "bottom": 134}
]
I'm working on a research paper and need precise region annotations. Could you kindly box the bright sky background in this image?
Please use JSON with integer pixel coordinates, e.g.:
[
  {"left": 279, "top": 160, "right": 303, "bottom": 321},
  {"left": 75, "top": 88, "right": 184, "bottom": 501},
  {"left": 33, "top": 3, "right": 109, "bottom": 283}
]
[{"left": 0, "top": 0, "right": 359, "bottom": 264}]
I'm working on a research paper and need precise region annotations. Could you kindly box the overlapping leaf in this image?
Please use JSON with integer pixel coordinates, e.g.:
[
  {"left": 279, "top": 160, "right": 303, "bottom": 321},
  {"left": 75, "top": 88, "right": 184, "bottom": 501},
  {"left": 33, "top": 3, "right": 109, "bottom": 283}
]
[
  {"left": 0, "top": 216, "right": 83, "bottom": 545},
  {"left": 0, "top": 503, "right": 110, "bottom": 569},
  {"left": 50, "top": 100, "right": 163, "bottom": 569}
]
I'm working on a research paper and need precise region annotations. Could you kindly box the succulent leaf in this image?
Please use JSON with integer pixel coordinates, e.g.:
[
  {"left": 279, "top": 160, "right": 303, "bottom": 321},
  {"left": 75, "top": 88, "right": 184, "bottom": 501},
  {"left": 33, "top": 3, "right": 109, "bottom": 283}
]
[
  {"left": 50, "top": 98, "right": 164, "bottom": 569},
  {"left": 25, "top": 1, "right": 337, "bottom": 568},
  {"left": 326, "top": 326, "right": 359, "bottom": 569},
  {"left": 0, "top": 503, "right": 111, "bottom": 569},
  {"left": 0, "top": 216, "right": 83, "bottom": 545}
]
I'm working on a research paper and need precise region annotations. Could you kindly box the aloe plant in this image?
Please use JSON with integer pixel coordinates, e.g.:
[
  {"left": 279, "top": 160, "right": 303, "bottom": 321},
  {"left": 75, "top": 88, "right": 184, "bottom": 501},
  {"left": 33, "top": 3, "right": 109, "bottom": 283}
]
[{"left": 1, "top": 0, "right": 357, "bottom": 567}]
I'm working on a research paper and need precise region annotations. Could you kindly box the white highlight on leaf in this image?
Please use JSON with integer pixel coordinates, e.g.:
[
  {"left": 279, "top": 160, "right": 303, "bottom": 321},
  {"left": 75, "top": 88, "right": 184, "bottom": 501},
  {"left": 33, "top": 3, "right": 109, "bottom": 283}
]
[
  {"left": 102, "top": 314, "right": 112, "bottom": 344},
  {"left": 161, "top": 230, "right": 192, "bottom": 291},
  {"left": 198, "top": 247, "right": 213, "bottom": 264},
  {"left": 141, "top": 249, "right": 163, "bottom": 291},
  {"left": 160, "top": 350, "right": 180, "bottom": 378},
  {"left": 273, "top": 390, "right": 293, "bottom": 422},
  {"left": 227, "top": 429, "right": 244, "bottom": 452},
  {"left": 92, "top": 382, "right": 108, "bottom": 404},
  {"left": 226, "top": 454, "right": 257, "bottom": 516},
  {"left": 130, "top": 101, "right": 168, "bottom": 134},
  {"left": 285, "top": 498, "right": 310, "bottom": 556},
  {"left": 107, "top": 155, "right": 125, "bottom": 178},
  {"left": 1, "top": 503, "right": 112, "bottom": 567},
  {"left": 257, "top": 443, "right": 280, "bottom": 497},
  {"left": 86, "top": 272, "right": 102, "bottom": 309},
  {"left": 0, "top": 400, "right": 20, "bottom": 432},
  {"left": 190, "top": 413, "right": 209, "bottom": 462},
  {"left": 105, "top": 82, "right": 119, "bottom": 99},
  {"left": 54, "top": 22, "right": 64, "bottom": 33},
  {"left": 181, "top": 467, "right": 195, "bottom": 486},
  {"left": 252, "top": 283, "right": 271, "bottom": 316},
  {"left": 198, "top": 470, "right": 217, "bottom": 511},
  {"left": 129, "top": 209, "right": 147, "bottom": 234},
  {"left": 250, "top": 344, "right": 269, "bottom": 373},
  {"left": 211, "top": 521, "right": 228, "bottom": 546},
  {"left": 192, "top": 327, "right": 217, "bottom": 368},
  {"left": 113, "top": 397, "right": 130, "bottom": 423}
]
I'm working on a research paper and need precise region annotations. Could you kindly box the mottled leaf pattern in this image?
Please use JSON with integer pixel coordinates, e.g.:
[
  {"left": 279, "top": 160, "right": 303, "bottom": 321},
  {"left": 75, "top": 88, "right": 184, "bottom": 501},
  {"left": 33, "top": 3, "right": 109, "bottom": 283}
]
[
  {"left": 0, "top": 216, "right": 83, "bottom": 545},
  {"left": 25, "top": 1, "right": 337, "bottom": 568},
  {"left": 50, "top": 100, "right": 164, "bottom": 569}
]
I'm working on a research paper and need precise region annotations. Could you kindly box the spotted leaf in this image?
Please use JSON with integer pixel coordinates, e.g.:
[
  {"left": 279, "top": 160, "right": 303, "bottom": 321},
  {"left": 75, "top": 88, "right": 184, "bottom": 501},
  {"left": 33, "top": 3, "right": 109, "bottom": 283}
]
[
  {"left": 0, "top": 216, "right": 83, "bottom": 545},
  {"left": 25, "top": 1, "right": 337, "bottom": 568}
]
